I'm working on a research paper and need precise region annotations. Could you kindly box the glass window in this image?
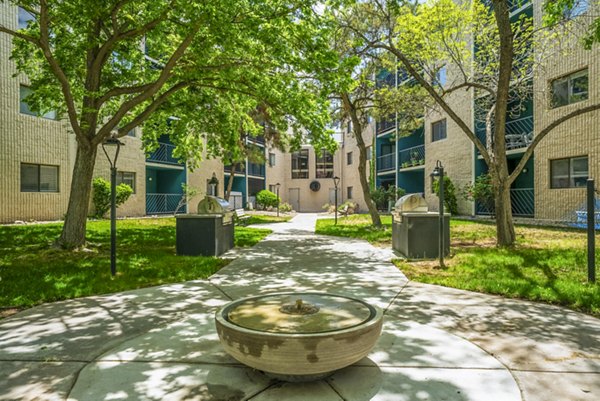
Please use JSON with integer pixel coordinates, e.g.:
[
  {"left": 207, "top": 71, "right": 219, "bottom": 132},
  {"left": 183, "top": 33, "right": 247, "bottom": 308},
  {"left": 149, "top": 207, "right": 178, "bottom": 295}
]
[
  {"left": 21, "top": 163, "right": 58, "bottom": 192},
  {"left": 366, "top": 146, "right": 372, "bottom": 161},
  {"left": 551, "top": 156, "right": 588, "bottom": 188},
  {"left": 347, "top": 186, "right": 353, "bottom": 199},
  {"left": 315, "top": 150, "right": 334, "bottom": 178},
  {"left": 18, "top": 7, "right": 35, "bottom": 30},
  {"left": 564, "top": 0, "right": 589, "bottom": 18},
  {"left": 19, "top": 85, "right": 57, "bottom": 120},
  {"left": 127, "top": 128, "right": 136, "bottom": 137},
  {"left": 268, "top": 152, "right": 276, "bottom": 167},
  {"left": 551, "top": 69, "right": 588, "bottom": 107},
  {"left": 117, "top": 171, "right": 136, "bottom": 193},
  {"left": 437, "top": 66, "right": 447, "bottom": 87},
  {"left": 347, "top": 151, "right": 353, "bottom": 165},
  {"left": 432, "top": 119, "right": 447, "bottom": 142},
  {"left": 291, "top": 149, "right": 309, "bottom": 179}
]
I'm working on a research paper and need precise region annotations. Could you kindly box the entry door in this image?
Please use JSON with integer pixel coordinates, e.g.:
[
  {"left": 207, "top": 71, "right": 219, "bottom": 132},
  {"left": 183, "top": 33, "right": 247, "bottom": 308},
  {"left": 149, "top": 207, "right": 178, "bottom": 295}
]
[
  {"left": 289, "top": 188, "right": 300, "bottom": 211},
  {"left": 329, "top": 188, "right": 336, "bottom": 204}
]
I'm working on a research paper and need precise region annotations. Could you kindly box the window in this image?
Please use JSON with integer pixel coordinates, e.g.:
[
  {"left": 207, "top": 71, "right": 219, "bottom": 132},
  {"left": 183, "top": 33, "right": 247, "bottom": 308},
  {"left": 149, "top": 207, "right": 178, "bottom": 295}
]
[
  {"left": 437, "top": 66, "right": 447, "bottom": 87},
  {"left": 551, "top": 156, "right": 588, "bottom": 188},
  {"left": 291, "top": 149, "right": 309, "bottom": 179},
  {"left": 432, "top": 119, "right": 447, "bottom": 142},
  {"left": 347, "top": 121, "right": 352, "bottom": 134},
  {"left": 268, "top": 152, "right": 276, "bottom": 167},
  {"left": 19, "top": 86, "right": 57, "bottom": 120},
  {"left": 347, "top": 151, "right": 353, "bottom": 165},
  {"left": 347, "top": 186, "right": 353, "bottom": 199},
  {"left": 117, "top": 171, "right": 136, "bottom": 193},
  {"left": 563, "top": 0, "right": 589, "bottom": 19},
  {"left": 551, "top": 69, "right": 588, "bottom": 107},
  {"left": 18, "top": 7, "right": 35, "bottom": 30},
  {"left": 315, "top": 150, "right": 334, "bottom": 178},
  {"left": 366, "top": 146, "right": 372, "bottom": 161},
  {"left": 269, "top": 184, "right": 279, "bottom": 193},
  {"left": 20, "top": 163, "right": 58, "bottom": 192},
  {"left": 127, "top": 128, "right": 136, "bottom": 137}
]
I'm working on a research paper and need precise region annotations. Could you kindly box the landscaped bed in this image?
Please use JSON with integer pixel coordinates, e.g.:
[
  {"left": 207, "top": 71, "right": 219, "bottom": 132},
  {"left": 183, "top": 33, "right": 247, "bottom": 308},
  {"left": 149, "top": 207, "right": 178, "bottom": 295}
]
[
  {"left": 316, "top": 214, "right": 600, "bottom": 316},
  {"left": 0, "top": 217, "right": 271, "bottom": 310}
]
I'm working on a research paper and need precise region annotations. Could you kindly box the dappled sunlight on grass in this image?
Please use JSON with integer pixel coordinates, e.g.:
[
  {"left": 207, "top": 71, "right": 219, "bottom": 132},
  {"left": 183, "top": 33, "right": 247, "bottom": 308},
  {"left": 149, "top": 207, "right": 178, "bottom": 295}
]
[{"left": 0, "top": 218, "right": 271, "bottom": 308}]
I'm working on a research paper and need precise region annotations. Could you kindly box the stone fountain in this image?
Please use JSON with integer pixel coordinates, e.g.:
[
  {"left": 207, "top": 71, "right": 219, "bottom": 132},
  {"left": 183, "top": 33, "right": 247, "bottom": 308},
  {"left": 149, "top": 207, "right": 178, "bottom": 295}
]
[{"left": 215, "top": 292, "right": 383, "bottom": 381}]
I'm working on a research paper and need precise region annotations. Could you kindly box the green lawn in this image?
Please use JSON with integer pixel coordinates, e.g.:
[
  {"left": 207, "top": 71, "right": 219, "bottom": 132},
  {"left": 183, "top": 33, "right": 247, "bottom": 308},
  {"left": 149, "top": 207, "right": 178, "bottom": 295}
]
[
  {"left": 0, "top": 218, "right": 271, "bottom": 308},
  {"left": 317, "top": 214, "right": 600, "bottom": 316},
  {"left": 244, "top": 214, "right": 292, "bottom": 225}
]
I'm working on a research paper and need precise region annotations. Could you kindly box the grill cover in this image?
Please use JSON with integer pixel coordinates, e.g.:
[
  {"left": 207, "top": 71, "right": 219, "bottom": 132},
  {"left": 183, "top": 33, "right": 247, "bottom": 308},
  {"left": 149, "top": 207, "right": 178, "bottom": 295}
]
[{"left": 197, "top": 195, "right": 230, "bottom": 214}]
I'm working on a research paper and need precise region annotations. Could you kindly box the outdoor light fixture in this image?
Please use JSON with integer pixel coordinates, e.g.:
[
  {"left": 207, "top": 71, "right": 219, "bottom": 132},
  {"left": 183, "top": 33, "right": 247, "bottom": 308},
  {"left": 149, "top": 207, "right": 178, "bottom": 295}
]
[
  {"left": 101, "top": 135, "right": 125, "bottom": 277},
  {"left": 275, "top": 183, "right": 281, "bottom": 217},
  {"left": 430, "top": 160, "right": 445, "bottom": 268},
  {"left": 208, "top": 173, "right": 219, "bottom": 196},
  {"left": 333, "top": 176, "right": 341, "bottom": 225}
]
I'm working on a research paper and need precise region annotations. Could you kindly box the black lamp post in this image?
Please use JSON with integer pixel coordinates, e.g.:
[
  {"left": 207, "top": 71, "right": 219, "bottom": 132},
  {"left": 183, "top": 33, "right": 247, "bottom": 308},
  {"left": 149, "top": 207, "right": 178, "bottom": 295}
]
[
  {"left": 333, "top": 176, "right": 340, "bottom": 225},
  {"left": 101, "top": 135, "right": 124, "bottom": 276},
  {"left": 275, "top": 182, "right": 281, "bottom": 217},
  {"left": 431, "top": 160, "right": 445, "bottom": 268}
]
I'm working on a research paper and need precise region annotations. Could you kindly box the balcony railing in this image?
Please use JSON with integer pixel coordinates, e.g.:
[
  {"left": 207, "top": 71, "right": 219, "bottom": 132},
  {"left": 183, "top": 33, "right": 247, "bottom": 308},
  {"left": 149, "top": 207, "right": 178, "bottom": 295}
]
[
  {"left": 481, "top": 0, "right": 531, "bottom": 14},
  {"left": 147, "top": 142, "right": 182, "bottom": 165},
  {"left": 146, "top": 193, "right": 184, "bottom": 214},
  {"left": 247, "top": 162, "right": 265, "bottom": 177},
  {"left": 475, "top": 115, "right": 533, "bottom": 152},
  {"left": 476, "top": 188, "right": 534, "bottom": 217},
  {"left": 376, "top": 118, "right": 396, "bottom": 135},
  {"left": 399, "top": 145, "right": 425, "bottom": 169},
  {"left": 377, "top": 153, "right": 395, "bottom": 172}
]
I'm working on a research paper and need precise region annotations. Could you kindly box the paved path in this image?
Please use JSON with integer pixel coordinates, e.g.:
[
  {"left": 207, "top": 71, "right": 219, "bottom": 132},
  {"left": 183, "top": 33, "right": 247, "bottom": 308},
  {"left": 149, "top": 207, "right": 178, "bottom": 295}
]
[{"left": 0, "top": 214, "right": 599, "bottom": 400}]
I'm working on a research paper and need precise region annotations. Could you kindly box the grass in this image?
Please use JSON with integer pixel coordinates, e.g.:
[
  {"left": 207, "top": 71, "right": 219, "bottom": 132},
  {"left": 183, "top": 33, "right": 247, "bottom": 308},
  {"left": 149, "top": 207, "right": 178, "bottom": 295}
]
[
  {"left": 244, "top": 214, "right": 292, "bottom": 225},
  {"left": 317, "top": 214, "right": 600, "bottom": 316},
  {"left": 0, "top": 218, "right": 271, "bottom": 308}
]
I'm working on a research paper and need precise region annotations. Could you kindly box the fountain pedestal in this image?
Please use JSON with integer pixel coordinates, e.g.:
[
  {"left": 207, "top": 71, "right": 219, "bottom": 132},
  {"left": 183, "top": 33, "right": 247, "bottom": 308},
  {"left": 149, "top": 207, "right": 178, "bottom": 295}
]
[{"left": 215, "top": 292, "right": 383, "bottom": 381}]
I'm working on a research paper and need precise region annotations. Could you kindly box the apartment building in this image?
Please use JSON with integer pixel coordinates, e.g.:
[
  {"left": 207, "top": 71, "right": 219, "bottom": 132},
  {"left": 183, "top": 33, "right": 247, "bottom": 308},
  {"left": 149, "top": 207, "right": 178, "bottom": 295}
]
[
  {"left": 0, "top": 3, "right": 223, "bottom": 223},
  {"left": 373, "top": 0, "right": 599, "bottom": 223},
  {"left": 0, "top": 2, "right": 373, "bottom": 222}
]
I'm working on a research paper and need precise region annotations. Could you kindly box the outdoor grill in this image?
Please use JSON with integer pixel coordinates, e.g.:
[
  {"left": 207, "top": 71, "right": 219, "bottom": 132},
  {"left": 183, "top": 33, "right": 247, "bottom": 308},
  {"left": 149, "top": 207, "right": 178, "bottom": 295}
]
[
  {"left": 175, "top": 195, "right": 234, "bottom": 256},
  {"left": 392, "top": 194, "right": 449, "bottom": 259}
]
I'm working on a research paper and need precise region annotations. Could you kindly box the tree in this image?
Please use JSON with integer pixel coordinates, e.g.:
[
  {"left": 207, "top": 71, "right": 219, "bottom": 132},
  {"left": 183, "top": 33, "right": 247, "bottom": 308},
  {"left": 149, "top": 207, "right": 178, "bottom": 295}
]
[
  {"left": 328, "top": 13, "right": 429, "bottom": 227},
  {"left": 1, "top": 0, "right": 343, "bottom": 248},
  {"left": 544, "top": 0, "right": 600, "bottom": 48},
  {"left": 339, "top": 0, "right": 600, "bottom": 246}
]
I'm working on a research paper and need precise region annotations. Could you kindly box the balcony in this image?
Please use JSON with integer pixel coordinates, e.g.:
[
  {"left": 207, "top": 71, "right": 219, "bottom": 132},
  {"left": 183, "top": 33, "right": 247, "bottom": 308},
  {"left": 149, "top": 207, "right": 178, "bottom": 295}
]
[
  {"left": 377, "top": 153, "right": 395, "bottom": 172},
  {"left": 399, "top": 145, "right": 425, "bottom": 169},
  {"left": 147, "top": 142, "right": 182, "bottom": 165},
  {"left": 475, "top": 115, "right": 533, "bottom": 152},
  {"left": 476, "top": 187, "right": 534, "bottom": 217},
  {"left": 376, "top": 118, "right": 396, "bottom": 135},
  {"left": 246, "top": 135, "right": 265, "bottom": 145},
  {"left": 247, "top": 162, "right": 265, "bottom": 177},
  {"left": 146, "top": 193, "right": 184, "bottom": 214}
]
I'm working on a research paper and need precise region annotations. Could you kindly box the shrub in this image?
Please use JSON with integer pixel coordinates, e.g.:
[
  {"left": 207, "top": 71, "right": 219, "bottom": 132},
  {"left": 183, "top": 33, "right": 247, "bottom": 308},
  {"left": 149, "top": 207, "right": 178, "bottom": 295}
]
[
  {"left": 462, "top": 173, "right": 494, "bottom": 214},
  {"left": 92, "top": 177, "right": 133, "bottom": 218},
  {"left": 256, "top": 190, "right": 279, "bottom": 209},
  {"left": 338, "top": 200, "right": 359, "bottom": 215},
  {"left": 370, "top": 185, "right": 406, "bottom": 210},
  {"left": 279, "top": 202, "right": 293, "bottom": 213},
  {"left": 433, "top": 175, "right": 458, "bottom": 215}
]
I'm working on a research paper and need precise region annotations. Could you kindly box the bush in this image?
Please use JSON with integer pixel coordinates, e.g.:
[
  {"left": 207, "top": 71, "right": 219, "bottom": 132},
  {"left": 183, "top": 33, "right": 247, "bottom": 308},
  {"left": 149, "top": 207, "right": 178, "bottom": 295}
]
[
  {"left": 433, "top": 175, "right": 458, "bottom": 215},
  {"left": 92, "top": 177, "right": 133, "bottom": 218},
  {"left": 370, "top": 185, "right": 406, "bottom": 210},
  {"left": 338, "top": 200, "right": 359, "bottom": 215},
  {"left": 462, "top": 173, "right": 494, "bottom": 214},
  {"left": 279, "top": 202, "right": 293, "bottom": 213},
  {"left": 255, "top": 190, "right": 279, "bottom": 209}
]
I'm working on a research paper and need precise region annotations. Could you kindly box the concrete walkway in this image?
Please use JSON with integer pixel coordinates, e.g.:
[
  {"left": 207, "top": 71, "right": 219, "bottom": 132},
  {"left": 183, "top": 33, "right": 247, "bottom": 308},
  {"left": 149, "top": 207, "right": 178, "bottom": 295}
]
[{"left": 0, "top": 213, "right": 598, "bottom": 400}]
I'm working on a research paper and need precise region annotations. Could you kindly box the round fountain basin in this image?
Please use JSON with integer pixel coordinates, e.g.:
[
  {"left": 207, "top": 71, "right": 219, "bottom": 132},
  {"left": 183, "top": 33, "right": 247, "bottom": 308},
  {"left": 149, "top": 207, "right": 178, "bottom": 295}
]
[{"left": 215, "top": 292, "right": 383, "bottom": 381}]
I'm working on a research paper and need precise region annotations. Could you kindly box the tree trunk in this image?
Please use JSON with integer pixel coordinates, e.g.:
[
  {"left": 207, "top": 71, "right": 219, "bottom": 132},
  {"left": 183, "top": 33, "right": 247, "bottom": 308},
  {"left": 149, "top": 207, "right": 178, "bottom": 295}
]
[
  {"left": 494, "top": 178, "right": 515, "bottom": 246},
  {"left": 58, "top": 141, "right": 98, "bottom": 249},
  {"left": 357, "top": 143, "right": 381, "bottom": 227},
  {"left": 224, "top": 163, "right": 237, "bottom": 201}
]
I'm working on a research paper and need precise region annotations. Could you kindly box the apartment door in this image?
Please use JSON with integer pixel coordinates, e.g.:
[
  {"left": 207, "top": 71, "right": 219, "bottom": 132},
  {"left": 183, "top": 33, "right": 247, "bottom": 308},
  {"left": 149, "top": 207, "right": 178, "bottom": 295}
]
[{"left": 289, "top": 188, "right": 300, "bottom": 211}]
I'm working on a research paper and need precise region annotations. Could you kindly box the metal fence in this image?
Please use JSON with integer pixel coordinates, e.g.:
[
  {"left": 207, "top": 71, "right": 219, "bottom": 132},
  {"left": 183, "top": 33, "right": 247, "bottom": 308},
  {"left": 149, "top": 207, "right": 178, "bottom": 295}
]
[
  {"left": 474, "top": 115, "right": 533, "bottom": 152},
  {"left": 146, "top": 193, "right": 184, "bottom": 214},
  {"left": 476, "top": 188, "right": 534, "bottom": 217},
  {"left": 147, "top": 142, "right": 181, "bottom": 165},
  {"left": 377, "top": 153, "right": 395, "bottom": 172},
  {"left": 399, "top": 145, "right": 425, "bottom": 169}
]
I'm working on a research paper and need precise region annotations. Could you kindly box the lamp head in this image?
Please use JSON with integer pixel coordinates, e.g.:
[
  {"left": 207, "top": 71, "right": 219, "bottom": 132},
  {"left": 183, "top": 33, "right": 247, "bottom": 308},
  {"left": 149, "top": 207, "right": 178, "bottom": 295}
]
[
  {"left": 333, "top": 176, "right": 340, "bottom": 188},
  {"left": 430, "top": 160, "right": 443, "bottom": 178}
]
